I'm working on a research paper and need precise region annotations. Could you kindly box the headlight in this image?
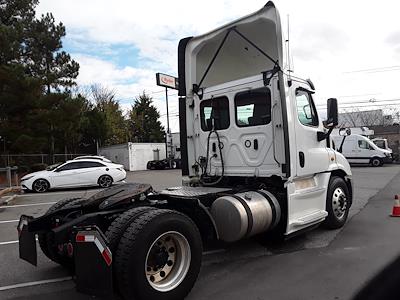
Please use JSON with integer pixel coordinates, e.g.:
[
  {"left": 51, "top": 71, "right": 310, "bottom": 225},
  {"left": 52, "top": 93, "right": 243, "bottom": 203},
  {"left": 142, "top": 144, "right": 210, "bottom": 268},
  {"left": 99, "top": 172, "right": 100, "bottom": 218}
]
[{"left": 21, "top": 175, "right": 34, "bottom": 182}]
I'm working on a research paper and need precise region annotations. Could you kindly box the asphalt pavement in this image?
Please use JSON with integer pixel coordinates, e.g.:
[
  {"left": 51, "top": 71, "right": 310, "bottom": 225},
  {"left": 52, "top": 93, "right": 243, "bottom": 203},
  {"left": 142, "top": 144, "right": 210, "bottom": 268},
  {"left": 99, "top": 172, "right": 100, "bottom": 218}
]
[{"left": 0, "top": 167, "right": 399, "bottom": 300}]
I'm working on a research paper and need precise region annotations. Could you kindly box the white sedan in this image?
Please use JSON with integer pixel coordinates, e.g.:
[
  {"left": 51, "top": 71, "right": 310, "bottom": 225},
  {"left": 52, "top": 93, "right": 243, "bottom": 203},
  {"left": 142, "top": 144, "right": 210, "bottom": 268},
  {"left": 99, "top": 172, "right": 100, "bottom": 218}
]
[{"left": 20, "top": 159, "right": 126, "bottom": 193}]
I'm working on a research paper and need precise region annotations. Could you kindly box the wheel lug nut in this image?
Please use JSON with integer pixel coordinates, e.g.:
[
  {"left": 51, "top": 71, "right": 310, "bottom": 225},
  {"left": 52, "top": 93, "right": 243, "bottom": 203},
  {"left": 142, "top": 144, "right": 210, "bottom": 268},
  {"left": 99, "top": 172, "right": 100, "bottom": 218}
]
[
  {"left": 147, "top": 267, "right": 151, "bottom": 272},
  {"left": 165, "top": 236, "right": 171, "bottom": 242},
  {"left": 150, "top": 275, "right": 155, "bottom": 282},
  {"left": 167, "top": 260, "right": 173, "bottom": 266},
  {"left": 169, "top": 247, "right": 175, "bottom": 253},
  {"left": 160, "top": 271, "right": 166, "bottom": 278}
]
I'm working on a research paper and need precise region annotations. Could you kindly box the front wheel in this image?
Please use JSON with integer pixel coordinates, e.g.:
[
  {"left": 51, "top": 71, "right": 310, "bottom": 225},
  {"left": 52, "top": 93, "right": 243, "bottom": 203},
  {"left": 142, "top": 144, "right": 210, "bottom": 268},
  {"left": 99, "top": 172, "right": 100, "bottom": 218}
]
[
  {"left": 98, "top": 175, "right": 113, "bottom": 188},
  {"left": 323, "top": 176, "right": 350, "bottom": 229},
  {"left": 371, "top": 157, "right": 382, "bottom": 167},
  {"left": 32, "top": 179, "right": 50, "bottom": 193},
  {"left": 115, "top": 209, "right": 202, "bottom": 300}
]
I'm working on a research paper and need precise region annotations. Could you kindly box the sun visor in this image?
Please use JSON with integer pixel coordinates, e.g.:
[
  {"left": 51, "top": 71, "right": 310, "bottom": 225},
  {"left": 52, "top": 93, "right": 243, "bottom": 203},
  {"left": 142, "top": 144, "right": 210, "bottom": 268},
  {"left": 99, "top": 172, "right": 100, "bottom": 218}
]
[{"left": 182, "top": 2, "right": 283, "bottom": 94}]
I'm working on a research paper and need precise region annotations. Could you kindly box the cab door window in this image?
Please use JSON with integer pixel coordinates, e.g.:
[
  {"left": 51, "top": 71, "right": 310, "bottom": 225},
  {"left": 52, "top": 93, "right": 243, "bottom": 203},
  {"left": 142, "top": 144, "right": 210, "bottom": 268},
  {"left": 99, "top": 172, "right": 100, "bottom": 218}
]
[
  {"left": 200, "top": 97, "right": 230, "bottom": 131},
  {"left": 295, "top": 90, "right": 319, "bottom": 126},
  {"left": 234, "top": 87, "right": 271, "bottom": 127},
  {"left": 358, "top": 140, "right": 374, "bottom": 150}
]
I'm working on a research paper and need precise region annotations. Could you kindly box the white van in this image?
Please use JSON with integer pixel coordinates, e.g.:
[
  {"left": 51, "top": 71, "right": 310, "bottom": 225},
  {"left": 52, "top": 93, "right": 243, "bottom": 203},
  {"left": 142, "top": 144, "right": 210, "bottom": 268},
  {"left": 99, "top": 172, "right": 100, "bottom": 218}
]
[
  {"left": 332, "top": 134, "right": 392, "bottom": 166},
  {"left": 372, "top": 137, "right": 393, "bottom": 154}
]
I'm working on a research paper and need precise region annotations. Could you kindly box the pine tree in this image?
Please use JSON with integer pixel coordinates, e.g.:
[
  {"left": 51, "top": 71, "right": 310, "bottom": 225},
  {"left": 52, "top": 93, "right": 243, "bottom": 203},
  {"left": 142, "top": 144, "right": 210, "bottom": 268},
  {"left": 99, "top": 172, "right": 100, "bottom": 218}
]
[{"left": 128, "top": 92, "right": 165, "bottom": 142}]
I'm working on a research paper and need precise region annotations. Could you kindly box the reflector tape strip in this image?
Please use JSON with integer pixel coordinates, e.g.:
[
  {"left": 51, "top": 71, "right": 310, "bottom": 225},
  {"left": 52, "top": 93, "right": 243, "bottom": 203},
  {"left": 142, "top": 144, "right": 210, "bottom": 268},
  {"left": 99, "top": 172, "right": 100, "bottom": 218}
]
[
  {"left": 102, "top": 249, "right": 112, "bottom": 266},
  {"left": 94, "top": 237, "right": 104, "bottom": 253},
  {"left": 85, "top": 235, "right": 95, "bottom": 242},
  {"left": 75, "top": 232, "right": 112, "bottom": 265},
  {"left": 76, "top": 235, "right": 85, "bottom": 242}
]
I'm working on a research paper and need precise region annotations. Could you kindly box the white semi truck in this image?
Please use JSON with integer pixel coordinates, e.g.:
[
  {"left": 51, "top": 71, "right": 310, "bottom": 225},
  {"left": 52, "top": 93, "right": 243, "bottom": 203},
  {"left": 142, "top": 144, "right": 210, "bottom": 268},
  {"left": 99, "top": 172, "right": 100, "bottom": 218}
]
[{"left": 18, "top": 2, "right": 353, "bottom": 300}]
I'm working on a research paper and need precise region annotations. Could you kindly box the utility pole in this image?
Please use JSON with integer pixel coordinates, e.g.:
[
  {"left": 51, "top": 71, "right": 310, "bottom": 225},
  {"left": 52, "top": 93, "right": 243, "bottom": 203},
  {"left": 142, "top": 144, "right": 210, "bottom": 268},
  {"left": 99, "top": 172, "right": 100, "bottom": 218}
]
[
  {"left": 156, "top": 73, "right": 179, "bottom": 167},
  {"left": 165, "top": 87, "right": 171, "bottom": 167}
]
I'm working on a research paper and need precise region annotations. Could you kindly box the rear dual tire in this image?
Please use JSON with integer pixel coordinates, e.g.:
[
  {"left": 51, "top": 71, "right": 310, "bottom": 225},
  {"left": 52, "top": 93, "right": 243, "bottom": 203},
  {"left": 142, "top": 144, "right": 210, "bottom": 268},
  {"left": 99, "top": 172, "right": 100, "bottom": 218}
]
[
  {"left": 114, "top": 209, "right": 202, "bottom": 300},
  {"left": 38, "top": 197, "right": 85, "bottom": 268}
]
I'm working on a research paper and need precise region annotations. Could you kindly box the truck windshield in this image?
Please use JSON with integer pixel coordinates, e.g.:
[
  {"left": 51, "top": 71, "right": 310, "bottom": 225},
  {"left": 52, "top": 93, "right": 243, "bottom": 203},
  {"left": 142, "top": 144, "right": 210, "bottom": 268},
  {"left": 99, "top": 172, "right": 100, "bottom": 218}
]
[{"left": 373, "top": 140, "right": 385, "bottom": 149}]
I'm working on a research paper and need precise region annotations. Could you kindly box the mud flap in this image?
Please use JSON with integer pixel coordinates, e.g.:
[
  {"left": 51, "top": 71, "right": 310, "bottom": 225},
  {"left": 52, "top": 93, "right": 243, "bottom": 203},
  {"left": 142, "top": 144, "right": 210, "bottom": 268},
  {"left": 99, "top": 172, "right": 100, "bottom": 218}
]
[
  {"left": 74, "top": 226, "right": 113, "bottom": 298},
  {"left": 18, "top": 215, "right": 37, "bottom": 266}
]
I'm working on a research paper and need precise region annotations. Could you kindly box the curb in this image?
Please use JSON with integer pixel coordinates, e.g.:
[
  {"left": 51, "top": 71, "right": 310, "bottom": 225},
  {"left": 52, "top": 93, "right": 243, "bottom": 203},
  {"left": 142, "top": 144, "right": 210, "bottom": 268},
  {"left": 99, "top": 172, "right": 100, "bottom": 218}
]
[
  {"left": 0, "top": 187, "right": 22, "bottom": 205},
  {"left": 0, "top": 194, "right": 17, "bottom": 206}
]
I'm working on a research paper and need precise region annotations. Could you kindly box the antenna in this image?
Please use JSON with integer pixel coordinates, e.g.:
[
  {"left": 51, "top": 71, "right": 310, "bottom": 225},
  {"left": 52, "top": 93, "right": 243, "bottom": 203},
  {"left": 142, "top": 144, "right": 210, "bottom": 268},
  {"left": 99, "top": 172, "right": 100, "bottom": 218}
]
[{"left": 286, "top": 14, "right": 293, "bottom": 75}]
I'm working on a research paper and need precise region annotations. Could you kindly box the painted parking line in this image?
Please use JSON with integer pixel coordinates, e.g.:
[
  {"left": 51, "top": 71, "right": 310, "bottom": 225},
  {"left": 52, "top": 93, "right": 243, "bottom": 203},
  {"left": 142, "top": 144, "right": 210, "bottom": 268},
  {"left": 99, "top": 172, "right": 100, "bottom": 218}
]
[
  {"left": 203, "top": 249, "right": 226, "bottom": 255},
  {"left": 18, "top": 189, "right": 102, "bottom": 198},
  {"left": 0, "top": 237, "right": 38, "bottom": 246},
  {"left": 0, "top": 277, "right": 72, "bottom": 291},
  {"left": 0, "top": 219, "right": 19, "bottom": 224},
  {"left": 0, "top": 202, "right": 56, "bottom": 209},
  {"left": 0, "top": 240, "right": 19, "bottom": 245}
]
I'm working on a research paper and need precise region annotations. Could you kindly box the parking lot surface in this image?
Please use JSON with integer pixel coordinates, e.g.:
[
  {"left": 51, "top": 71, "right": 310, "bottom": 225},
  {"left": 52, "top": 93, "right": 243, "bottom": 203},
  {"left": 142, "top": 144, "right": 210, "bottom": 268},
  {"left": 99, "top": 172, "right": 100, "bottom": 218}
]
[{"left": 0, "top": 166, "right": 399, "bottom": 300}]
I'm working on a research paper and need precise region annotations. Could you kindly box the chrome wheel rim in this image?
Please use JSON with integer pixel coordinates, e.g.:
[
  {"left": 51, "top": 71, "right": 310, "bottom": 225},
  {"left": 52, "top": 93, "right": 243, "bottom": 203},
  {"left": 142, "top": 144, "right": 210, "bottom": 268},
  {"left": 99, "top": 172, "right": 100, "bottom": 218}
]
[
  {"left": 33, "top": 179, "right": 48, "bottom": 192},
  {"left": 145, "top": 231, "right": 191, "bottom": 292},
  {"left": 99, "top": 176, "right": 112, "bottom": 187},
  {"left": 372, "top": 159, "right": 380, "bottom": 166},
  {"left": 332, "top": 187, "right": 347, "bottom": 220}
]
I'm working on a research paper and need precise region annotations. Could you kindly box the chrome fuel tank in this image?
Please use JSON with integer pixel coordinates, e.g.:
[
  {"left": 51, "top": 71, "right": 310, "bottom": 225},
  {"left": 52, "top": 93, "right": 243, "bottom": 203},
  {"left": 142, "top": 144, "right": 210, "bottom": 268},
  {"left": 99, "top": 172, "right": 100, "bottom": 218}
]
[{"left": 210, "top": 190, "right": 281, "bottom": 242}]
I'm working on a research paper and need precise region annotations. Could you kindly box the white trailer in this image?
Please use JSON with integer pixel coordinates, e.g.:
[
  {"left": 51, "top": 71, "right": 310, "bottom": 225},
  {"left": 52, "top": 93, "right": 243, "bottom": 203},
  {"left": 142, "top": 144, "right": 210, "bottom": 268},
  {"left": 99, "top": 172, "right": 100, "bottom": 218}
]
[{"left": 99, "top": 142, "right": 166, "bottom": 171}]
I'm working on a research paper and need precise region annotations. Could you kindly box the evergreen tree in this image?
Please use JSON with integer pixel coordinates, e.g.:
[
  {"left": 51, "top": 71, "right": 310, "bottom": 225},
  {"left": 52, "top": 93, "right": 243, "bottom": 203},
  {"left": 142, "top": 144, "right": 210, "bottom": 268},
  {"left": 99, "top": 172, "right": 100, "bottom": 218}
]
[
  {"left": 128, "top": 92, "right": 165, "bottom": 142},
  {"left": 24, "top": 12, "right": 79, "bottom": 93}
]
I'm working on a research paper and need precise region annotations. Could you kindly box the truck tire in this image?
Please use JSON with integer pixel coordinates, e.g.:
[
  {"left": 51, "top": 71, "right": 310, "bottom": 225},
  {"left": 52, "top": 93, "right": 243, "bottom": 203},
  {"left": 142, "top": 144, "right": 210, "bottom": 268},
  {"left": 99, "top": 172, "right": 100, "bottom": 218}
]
[
  {"left": 38, "top": 197, "right": 85, "bottom": 268},
  {"left": 323, "top": 176, "right": 350, "bottom": 229},
  {"left": 105, "top": 206, "right": 156, "bottom": 254},
  {"left": 115, "top": 209, "right": 202, "bottom": 300},
  {"left": 371, "top": 157, "right": 382, "bottom": 167}
]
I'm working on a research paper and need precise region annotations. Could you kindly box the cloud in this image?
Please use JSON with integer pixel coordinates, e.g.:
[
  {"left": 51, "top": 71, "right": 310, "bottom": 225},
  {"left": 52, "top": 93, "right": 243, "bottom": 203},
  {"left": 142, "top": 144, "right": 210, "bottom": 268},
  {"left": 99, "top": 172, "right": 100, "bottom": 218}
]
[
  {"left": 292, "top": 23, "right": 349, "bottom": 62},
  {"left": 72, "top": 53, "right": 180, "bottom": 130},
  {"left": 36, "top": 0, "right": 400, "bottom": 130}
]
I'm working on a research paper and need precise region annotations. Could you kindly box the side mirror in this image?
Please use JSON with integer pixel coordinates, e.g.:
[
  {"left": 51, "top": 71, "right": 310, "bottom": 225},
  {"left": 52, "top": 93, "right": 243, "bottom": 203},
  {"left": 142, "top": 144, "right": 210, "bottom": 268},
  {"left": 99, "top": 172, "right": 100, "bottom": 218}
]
[
  {"left": 339, "top": 128, "right": 351, "bottom": 136},
  {"left": 326, "top": 98, "right": 338, "bottom": 128}
]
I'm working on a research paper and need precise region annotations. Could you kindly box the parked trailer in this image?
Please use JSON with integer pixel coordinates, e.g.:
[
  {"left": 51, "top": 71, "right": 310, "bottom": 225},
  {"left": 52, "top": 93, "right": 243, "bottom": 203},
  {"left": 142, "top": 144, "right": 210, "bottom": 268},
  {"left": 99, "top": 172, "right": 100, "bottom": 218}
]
[{"left": 18, "top": 3, "right": 353, "bottom": 300}]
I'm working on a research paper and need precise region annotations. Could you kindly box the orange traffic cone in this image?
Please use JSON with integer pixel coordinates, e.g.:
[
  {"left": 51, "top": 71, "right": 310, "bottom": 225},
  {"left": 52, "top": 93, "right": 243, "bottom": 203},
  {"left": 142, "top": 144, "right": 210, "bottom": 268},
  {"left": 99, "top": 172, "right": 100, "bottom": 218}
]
[{"left": 391, "top": 195, "right": 400, "bottom": 217}]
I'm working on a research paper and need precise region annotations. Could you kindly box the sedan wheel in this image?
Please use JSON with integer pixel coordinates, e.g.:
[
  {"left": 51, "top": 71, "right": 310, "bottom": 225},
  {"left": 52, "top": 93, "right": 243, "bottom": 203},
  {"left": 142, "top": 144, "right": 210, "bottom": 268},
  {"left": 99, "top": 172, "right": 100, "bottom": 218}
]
[
  {"left": 32, "top": 179, "right": 50, "bottom": 193},
  {"left": 98, "top": 175, "right": 113, "bottom": 188}
]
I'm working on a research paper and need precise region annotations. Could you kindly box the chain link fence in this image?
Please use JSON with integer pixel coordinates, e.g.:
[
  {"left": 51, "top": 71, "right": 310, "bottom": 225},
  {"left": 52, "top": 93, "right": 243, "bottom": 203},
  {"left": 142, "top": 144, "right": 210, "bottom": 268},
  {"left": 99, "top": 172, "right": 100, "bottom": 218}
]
[
  {"left": 0, "top": 166, "right": 19, "bottom": 190},
  {"left": 0, "top": 153, "right": 90, "bottom": 170}
]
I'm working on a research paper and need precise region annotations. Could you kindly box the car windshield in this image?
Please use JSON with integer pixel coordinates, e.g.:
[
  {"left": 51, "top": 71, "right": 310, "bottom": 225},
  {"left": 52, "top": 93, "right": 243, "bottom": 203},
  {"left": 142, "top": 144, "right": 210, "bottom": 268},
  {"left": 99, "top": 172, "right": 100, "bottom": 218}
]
[{"left": 46, "top": 163, "right": 62, "bottom": 171}]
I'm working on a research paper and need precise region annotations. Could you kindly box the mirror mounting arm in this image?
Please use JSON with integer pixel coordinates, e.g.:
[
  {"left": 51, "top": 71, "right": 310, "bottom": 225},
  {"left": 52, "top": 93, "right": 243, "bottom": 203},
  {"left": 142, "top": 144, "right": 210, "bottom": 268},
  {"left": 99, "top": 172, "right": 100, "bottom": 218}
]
[{"left": 317, "top": 127, "right": 334, "bottom": 142}]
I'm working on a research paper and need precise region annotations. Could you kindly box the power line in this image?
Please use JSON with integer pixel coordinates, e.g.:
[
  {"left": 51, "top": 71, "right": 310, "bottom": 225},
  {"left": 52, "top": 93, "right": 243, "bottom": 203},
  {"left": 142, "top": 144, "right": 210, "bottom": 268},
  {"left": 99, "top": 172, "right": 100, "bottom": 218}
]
[
  {"left": 344, "top": 65, "right": 400, "bottom": 74},
  {"left": 316, "top": 98, "right": 400, "bottom": 108}
]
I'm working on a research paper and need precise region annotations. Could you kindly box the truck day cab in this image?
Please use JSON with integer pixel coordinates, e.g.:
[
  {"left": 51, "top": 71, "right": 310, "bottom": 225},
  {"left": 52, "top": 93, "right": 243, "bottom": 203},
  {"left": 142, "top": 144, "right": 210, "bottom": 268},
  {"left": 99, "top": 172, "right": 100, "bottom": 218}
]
[{"left": 18, "top": 2, "right": 353, "bottom": 300}]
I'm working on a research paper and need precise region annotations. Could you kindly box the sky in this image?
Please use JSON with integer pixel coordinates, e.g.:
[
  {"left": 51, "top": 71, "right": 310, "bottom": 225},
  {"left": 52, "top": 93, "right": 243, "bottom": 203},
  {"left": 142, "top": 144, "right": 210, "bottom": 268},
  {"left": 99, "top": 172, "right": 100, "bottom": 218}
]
[{"left": 36, "top": 0, "right": 400, "bottom": 132}]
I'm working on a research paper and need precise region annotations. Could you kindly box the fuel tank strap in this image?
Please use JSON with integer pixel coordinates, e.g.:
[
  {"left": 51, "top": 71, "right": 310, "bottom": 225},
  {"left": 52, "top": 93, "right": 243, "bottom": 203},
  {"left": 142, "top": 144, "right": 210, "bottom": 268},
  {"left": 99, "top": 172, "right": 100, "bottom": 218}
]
[
  {"left": 254, "top": 190, "right": 278, "bottom": 229},
  {"left": 228, "top": 194, "right": 254, "bottom": 238}
]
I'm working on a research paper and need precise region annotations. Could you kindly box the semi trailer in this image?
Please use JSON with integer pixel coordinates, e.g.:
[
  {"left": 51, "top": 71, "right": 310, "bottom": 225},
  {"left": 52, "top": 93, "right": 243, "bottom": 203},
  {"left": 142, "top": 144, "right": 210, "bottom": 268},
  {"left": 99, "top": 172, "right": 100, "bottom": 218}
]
[{"left": 18, "top": 2, "right": 353, "bottom": 300}]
